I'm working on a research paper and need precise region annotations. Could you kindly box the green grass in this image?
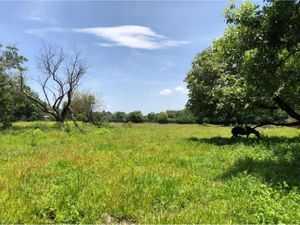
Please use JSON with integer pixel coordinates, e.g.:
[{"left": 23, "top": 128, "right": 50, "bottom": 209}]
[{"left": 0, "top": 122, "right": 300, "bottom": 223}]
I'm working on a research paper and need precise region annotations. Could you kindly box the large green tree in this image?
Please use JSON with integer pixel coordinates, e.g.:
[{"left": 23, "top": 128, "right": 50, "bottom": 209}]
[
  {"left": 186, "top": 0, "right": 300, "bottom": 125},
  {"left": 0, "top": 45, "right": 28, "bottom": 128}
]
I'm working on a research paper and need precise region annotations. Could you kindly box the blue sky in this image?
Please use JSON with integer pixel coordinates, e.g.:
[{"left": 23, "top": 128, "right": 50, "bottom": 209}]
[{"left": 1, "top": 1, "right": 242, "bottom": 114}]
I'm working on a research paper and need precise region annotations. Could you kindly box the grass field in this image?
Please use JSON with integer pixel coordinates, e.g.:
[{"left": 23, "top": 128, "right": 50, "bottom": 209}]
[{"left": 0, "top": 122, "right": 299, "bottom": 223}]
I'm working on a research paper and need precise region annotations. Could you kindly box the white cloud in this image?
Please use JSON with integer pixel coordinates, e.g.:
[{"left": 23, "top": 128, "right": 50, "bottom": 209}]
[
  {"left": 174, "top": 86, "right": 188, "bottom": 94},
  {"left": 25, "top": 25, "right": 190, "bottom": 49},
  {"left": 160, "top": 89, "right": 173, "bottom": 96},
  {"left": 73, "top": 25, "right": 190, "bottom": 49}
]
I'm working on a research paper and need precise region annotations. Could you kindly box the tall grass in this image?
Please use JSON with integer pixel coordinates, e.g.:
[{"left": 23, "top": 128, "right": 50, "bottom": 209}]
[{"left": 0, "top": 122, "right": 299, "bottom": 223}]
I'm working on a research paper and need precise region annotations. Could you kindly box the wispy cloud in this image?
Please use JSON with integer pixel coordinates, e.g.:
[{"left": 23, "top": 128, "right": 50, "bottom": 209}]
[
  {"left": 174, "top": 86, "right": 188, "bottom": 94},
  {"left": 94, "top": 43, "right": 116, "bottom": 48},
  {"left": 74, "top": 25, "right": 190, "bottom": 49},
  {"left": 25, "top": 27, "right": 64, "bottom": 37},
  {"left": 25, "top": 25, "right": 190, "bottom": 49},
  {"left": 22, "top": 1, "right": 59, "bottom": 25},
  {"left": 160, "top": 89, "right": 173, "bottom": 96}
]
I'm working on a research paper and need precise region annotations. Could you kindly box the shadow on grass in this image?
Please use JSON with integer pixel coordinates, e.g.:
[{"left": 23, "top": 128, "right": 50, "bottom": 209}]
[
  {"left": 187, "top": 135, "right": 300, "bottom": 188},
  {"left": 187, "top": 136, "right": 300, "bottom": 147},
  {"left": 221, "top": 147, "right": 300, "bottom": 188}
]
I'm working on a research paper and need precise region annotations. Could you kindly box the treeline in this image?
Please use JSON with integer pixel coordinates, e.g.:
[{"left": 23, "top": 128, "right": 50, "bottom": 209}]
[
  {"left": 74, "top": 109, "right": 197, "bottom": 124},
  {"left": 79, "top": 109, "right": 288, "bottom": 125}
]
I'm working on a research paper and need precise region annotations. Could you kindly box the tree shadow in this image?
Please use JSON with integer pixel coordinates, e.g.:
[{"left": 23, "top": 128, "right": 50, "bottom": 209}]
[
  {"left": 187, "top": 135, "right": 300, "bottom": 188},
  {"left": 186, "top": 136, "right": 300, "bottom": 147},
  {"left": 220, "top": 147, "right": 300, "bottom": 189}
]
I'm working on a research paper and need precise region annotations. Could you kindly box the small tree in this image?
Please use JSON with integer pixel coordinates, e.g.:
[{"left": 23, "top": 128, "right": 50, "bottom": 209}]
[
  {"left": 20, "top": 43, "right": 87, "bottom": 123},
  {"left": 70, "top": 91, "right": 100, "bottom": 124},
  {"left": 158, "top": 112, "right": 168, "bottom": 124}
]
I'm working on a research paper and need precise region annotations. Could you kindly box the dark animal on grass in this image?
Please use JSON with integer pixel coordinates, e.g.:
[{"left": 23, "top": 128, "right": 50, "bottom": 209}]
[{"left": 231, "top": 126, "right": 260, "bottom": 138}]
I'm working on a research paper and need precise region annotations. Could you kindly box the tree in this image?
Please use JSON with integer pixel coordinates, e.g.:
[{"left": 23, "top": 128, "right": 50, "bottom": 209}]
[
  {"left": 113, "top": 111, "right": 127, "bottom": 123},
  {"left": 176, "top": 110, "right": 196, "bottom": 124},
  {"left": 221, "top": 0, "right": 300, "bottom": 125},
  {"left": 70, "top": 91, "right": 100, "bottom": 123},
  {"left": 146, "top": 112, "right": 158, "bottom": 122},
  {"left": 127, "top": 111, "right": 144, "bottom": 123},
  {"left": 0, "top": 72, "right": 13, "bottom": 128},
  {"left": 20, "top": 44, "right": 87, "bottom": 122},
  {"left": 158, "top": 112, "right": 168, "bottom": 124},
  {"left": 0, "top": 45, "right": 27, "bottom": 128},
  {"left": 92, "top": 111, "right": 114, "bottom": 123},
  {"left": 186, "top": 0, "right": 300, "bottom": 126}
]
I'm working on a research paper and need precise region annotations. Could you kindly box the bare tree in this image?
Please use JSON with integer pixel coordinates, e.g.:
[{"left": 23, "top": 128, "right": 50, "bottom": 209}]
[{"left": 20, "top": 44, "right": 87, "bottom": 122}]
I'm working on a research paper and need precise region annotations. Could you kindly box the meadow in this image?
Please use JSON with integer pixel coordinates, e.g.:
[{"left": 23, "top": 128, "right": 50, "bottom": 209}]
[{"left": 0, "top": 122, "right": 299, "bottom": 223}]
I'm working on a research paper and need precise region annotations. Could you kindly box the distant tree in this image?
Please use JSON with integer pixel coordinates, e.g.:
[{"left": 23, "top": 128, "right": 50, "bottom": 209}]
[
  {"left": 113, "top": 111, "right": 127, "bottom": 123},
  {"left": 127, "top": 111, "right": 144, "bottom": 123},
  {"left": 70, "top": 91, "right": 100, "bottom": 124},
  {"left": 176, "top": 110, "right": 196, "bottom": 124},
  {"left": 165, "top": 110, "right": 178, "bottom": 123},
  {"left": 146, "top": 112, "right": 158, "bottom": 122},
  {"left": 158, "top": 112, "right": 168, "bottom": 124},
  {"left": 20, "top": 43, "right": 87, "bottom": 123}
]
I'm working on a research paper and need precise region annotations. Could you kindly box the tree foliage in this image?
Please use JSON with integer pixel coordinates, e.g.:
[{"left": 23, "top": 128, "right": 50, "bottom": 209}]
[{"left": 0, "top": 45, "right": 43, "bottom": 128}]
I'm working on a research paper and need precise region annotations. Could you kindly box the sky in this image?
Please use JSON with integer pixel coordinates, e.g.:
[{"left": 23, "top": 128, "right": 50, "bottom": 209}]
[{"left": 0, "top": 0, "right": 243, "bottom": 114}]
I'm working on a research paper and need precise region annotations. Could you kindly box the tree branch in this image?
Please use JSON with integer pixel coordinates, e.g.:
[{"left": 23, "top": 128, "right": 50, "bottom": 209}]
[{"left": 273, "top": 96, "right": 300, "bottom": 121}]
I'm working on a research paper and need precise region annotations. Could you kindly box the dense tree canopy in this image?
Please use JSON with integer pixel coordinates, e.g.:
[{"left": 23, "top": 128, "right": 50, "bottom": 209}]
[
  {"left": 0, "top": 45, "right": 43, "bottom": 128},
  {"left": 186, "top": 0, "right": 300, "bottom": 125}
]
